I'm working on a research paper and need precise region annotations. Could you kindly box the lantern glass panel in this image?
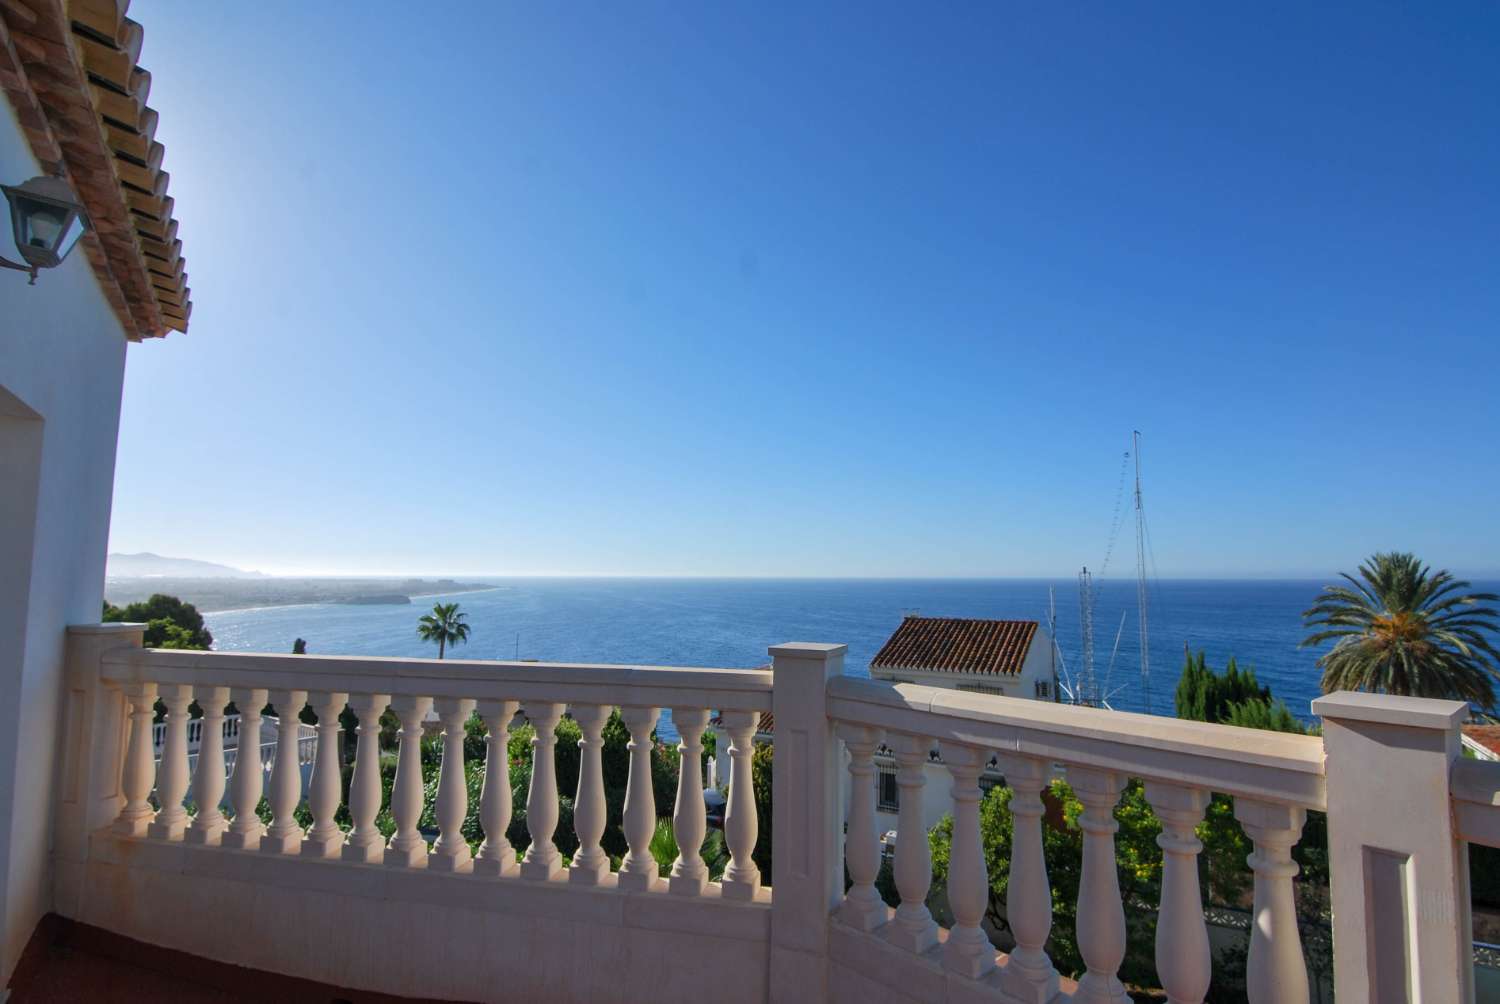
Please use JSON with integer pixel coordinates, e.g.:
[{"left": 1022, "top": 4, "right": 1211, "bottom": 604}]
[
  {"left": 57, "top": 213, "right": 86, "bottom": 261},
  {"left": 21, "top": 200, "right": 66, "bottom": 251}
]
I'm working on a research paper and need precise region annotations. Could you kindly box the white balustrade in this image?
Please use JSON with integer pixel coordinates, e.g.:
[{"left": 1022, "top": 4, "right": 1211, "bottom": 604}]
[
  {"left": 113, "top": 681, "right": 159, "bottom": 837},
  {"left": 520, "top": 701, "right": 565, "bottom": 880},
  {"left": 386, "top": 695, "right": 433, "bottom": 867},
  {"left": 431, "top": 697, "right": 476, "bottom": 873},
  {"left": 885, "top": 732, "right": 939, "bottom": 953},
  {"left": 1147, "top": 782, "right": 1211, "bottom": 1004},
  {"left": 568, "top": 703, "right": 610, "bottom": 885},
  {"left": 940, "top": 741, "right": 994, "bottom": 979},
  {"left": 148, "top": 684, "right": 194, "bottom": 840},
  {"left": 669, "top": 707, "right": 711, "bottom": 896},
  {"left": 837, "top": 723, "right": 885, "bottom": 930},
  {"left": 260, "top": 692, "right": 308, "bottom": 854},
  {"left": 185, "top": 685, "right": 231, "bottom": 844},
  {"left": 617, "top": 705, "right": 661, "bottom": 891},
  {"left": 473, "top": 699, "right": 519, "bottom": 876},
  {"left": 1070, "top": 766, "right": 1130, "bottom": 1004},
  {"left": 301, "top": 690, "right": 348, "bottom": 858},
  {"left": 1235, "top": 799, "right": 1310, "bottom": 1004},
  {"left": 342, "top": 693, "right": 390, "bottom": 863},
  {"left": 719, "top": 709, "right": 761, "bottom": 901},
  {"left": 997, "top": 753, "right": 1059, "bottom": 1003},
  {"left": 222, "top": 687, "right": 268, "bottom": 850}
]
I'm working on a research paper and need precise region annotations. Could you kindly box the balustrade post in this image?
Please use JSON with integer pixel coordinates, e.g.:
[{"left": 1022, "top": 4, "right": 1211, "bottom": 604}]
[
  {"left": 428, "top": 697, "right": 477, "bottom": 872},
  {"left": 617, "top": 705, "right": 662, "bottom": 891},
  {"left": 260, "top": 689, "right": 308, "bottom": 854},
  {"left": 342, "top": 693, "right": 390, "bottom": 863},
  {"left": 568, "top": 703, "right": 611, "bottom": 884},
  {"left": 836, "top": 723, "right": 886, "bottom": 930},
  {"left": 520, "top": 701, "right": 565, "bottom": 880},
  {"left": 1068, "top": 766, "right": 1129, "bottom": 1004},
  {"left": 1313, "top": 692, "right": 1470, "bottom": 1004},
  {"left": 222, "top": 687, "right": 269, "bottom": 849},
  {"left": 885, "top": 732, "right": 939, "bottom": 954},
  {"left": 720, "top": 710, "right": 762, "bottom": 901},
  {"left": 941, "top": 742, "right": 995, "bottom": 980},
  {"left": 767, "top": 643, "right": 844, "bottom": 1003},
  {"left": 147, "top": 684, "right": 194, "bottom": 840},
  {"left": 185, "top": 686, "right": 231, "bottom": 844},
  {"left": 1234, "top": 799, "right": 1310, "bottom": 1004},
  {"left": 113, "top": 680, "right": 159, "bottom": 837},
  {"left": 669, "top": 707, "right": 712, "bottom": 895},
  {"left": 996, "top": 753, "right": 1059, "bottom": 1003},
  {"left": 301, "top": 690, "right": 348, "bottom": 858},
  {"left": 385, "top": 695, "right": 433, "bottom": 867},
  {"left": 1145, "top": 782, "right": 1210, "bottom": 1004},
  {"left": 473, "top": 699, "right": 520, "bottom": 876}
]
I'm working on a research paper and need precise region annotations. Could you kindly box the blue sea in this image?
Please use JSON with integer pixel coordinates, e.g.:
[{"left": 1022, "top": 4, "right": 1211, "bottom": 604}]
[{"left": 201, "top": 577, "right": 1487, "bottom": 729}]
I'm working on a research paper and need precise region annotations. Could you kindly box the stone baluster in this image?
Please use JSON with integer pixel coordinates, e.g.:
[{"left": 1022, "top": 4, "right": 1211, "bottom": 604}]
[
  {"left": 1145, "top": 782, "right": 1211, "bottom": 1004},
  {"left": 386, "top": 695, "right": 433, "bottom": 867},
  {"left": 1235, "top": 800, "right": 1310, "bottom": 1004},
  {"left": 113, "top": 681, "right": 160, "bottom": 837},
  {"left": 997, "top": 754, "right": 1060, "bottom": 1003},
  {"left": 186, "top": 686, "right": 231, "bottom": 844},
  {"left": 520, "top": 702, "right": 565, "bottom": 879},
  {"left": 341, "top": 693, "right": 390, "bottom": 863},
  {"left": 148, "top": 684, "right": 194, "bottom": 840},
  {"left": 568, "top": 703, "right": 611, "bottom": 884},
  {"left": 301, "top": 691, "right": 349, "bottom": 857},
  {"left": 886, "top": 733, "right": 939, "bottom": 953},
  {"left": 260, "top": 689, "right": 308, "bottom": 854},
  {"left": 837, "top": 723, "right": 886, "bottom": 929},
  {"left": 720, "top": 710, "right": 762, "bottom": 901},
  {"left": 669, "top": 708, "right": 712, "bottom": 895},
  {"left": 473, "top": 699, "right": 520, "bottom": 876},
  {"left": 1070, "top": 767, "right": 1130, "bottom": 1004},
  {"left": 430, "top": 697, "right": 477, "bottom": 872},
  {"left": 222, "top": 687, "right": 269, "bottom": 849},
  {"left": 617, "top": 705, "right": 661, "bottom": 891},
  {"left": 940, "top": 742, "right": 995, "bottom": 979}
]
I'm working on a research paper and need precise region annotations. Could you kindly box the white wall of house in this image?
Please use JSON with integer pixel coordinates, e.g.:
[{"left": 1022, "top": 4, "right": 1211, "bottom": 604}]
[{"left": 0, "top": 100, "right": 130, "bottom": 982}]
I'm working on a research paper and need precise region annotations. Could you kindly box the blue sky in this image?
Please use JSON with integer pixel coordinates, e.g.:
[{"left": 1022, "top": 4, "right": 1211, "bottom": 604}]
[{"left": 108, "top": 2, "right": 1500, "bottom": 578}]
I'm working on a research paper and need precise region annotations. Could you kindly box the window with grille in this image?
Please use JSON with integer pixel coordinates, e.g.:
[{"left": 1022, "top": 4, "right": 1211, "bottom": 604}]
[{"left": 877, "top": 768, "right": 900, "bottom": 811}]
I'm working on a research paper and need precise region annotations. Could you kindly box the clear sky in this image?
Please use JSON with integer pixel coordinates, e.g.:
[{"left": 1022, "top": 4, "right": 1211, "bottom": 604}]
[{"left": 108, "top": 2, "right": 1500, "bottom": 578}]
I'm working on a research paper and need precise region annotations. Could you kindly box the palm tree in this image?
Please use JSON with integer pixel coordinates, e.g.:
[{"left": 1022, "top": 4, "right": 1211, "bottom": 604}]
[
  {"left": 1301, "top": 552, "right": 1500, "bottom": 706},
  {"left": 417, "top": 602, "right": 470, "bottom": 659}
]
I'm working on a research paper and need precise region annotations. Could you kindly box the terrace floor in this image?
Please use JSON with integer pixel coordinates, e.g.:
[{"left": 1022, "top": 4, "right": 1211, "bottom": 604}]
[{"left": 7, "top": 917, "right": 458, "bottom": 1004}]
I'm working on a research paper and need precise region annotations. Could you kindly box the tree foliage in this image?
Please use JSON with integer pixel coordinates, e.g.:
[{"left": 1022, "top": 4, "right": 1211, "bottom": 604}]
[
  {"left": 103, "top": 594, "right": 213, "bottom": 649},
  {"left": 416, "top": 601, "right": 471, "bottom": 659},
  {"left": 1302, "top": 551, "right": 1500, "bottom": 707},
  {"left": 1175, "top": 650, "right": 1268, "bottom": 724}
]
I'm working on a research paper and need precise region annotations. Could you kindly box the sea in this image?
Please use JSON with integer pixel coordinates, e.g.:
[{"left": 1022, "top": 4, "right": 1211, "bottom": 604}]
[{"left": 202, "top": 577, "right": 1495, "bottom": 735}]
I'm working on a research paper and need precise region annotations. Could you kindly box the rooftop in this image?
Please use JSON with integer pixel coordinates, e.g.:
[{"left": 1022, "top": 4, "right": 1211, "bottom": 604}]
[{"left": 871, "top": 615, "right": 1038, "bottom": 676}]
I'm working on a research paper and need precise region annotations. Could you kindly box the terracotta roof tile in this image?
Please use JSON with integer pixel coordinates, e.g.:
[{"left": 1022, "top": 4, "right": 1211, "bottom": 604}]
[
  {"left": 871, "top": 616, "right": 1038, "bottom": 676},
  {"left": 1464, "top": 725, "right": 1500, "bottom": 758}
]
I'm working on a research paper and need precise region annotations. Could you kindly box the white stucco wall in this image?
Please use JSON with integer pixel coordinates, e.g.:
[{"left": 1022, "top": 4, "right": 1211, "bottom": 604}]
[{"left": 0, "top": 99, "right": 130, "bottom": 982}]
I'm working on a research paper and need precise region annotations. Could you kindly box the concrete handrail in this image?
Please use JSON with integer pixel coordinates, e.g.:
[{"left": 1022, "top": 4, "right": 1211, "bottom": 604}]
[
  {"left": 827, "top": 673, "right": 1328, "bottom": 809},
  {"left": 1453, "top": 757, "right": 1500, "bottom": 847}
]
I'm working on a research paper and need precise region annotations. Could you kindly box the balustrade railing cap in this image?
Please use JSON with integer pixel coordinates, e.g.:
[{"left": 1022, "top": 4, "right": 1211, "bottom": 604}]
[
  {"left": 68, "top": 622, "right": 147, "bottom": 635},
  {"left": 768, "top": 642, "right": 848, "bottom": 659},
  {"left": 1312, "top": 690, "right": 1468, "bottom": 731}
]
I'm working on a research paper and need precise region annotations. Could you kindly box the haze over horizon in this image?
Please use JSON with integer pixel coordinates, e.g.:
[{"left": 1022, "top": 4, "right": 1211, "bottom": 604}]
[{"left": 106, "top": 3, "right": 1500, "bottom": 580}]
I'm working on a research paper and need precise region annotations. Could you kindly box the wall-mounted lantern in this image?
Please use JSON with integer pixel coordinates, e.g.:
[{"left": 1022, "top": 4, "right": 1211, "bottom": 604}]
[{"left": 1, "top": 175, "right": 91, "bottom": 285}]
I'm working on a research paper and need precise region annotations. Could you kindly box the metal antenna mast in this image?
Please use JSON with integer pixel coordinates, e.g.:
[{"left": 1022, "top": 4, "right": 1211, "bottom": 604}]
[
  {"left": 1078, "top": 566, "right": 1097, "bottom": 707},
  {"left": 1132, "top": 430, "right": 1152, "bottom": 713}
]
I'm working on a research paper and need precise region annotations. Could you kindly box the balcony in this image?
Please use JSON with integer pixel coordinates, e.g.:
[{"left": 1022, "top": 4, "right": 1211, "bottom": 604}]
[{"left": 40, "top": 624, "right": 1500, "bottom": 1003}]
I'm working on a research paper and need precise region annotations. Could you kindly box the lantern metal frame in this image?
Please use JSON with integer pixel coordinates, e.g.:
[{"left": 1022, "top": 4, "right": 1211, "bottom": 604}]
[{"left": 1, "top": 175, "right": 91, "bottom": 285}]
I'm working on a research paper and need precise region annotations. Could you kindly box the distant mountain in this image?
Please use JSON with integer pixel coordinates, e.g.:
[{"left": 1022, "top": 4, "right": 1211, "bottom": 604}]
[{"left": 107, "top": 552, "right": 263, "bottom": 579}]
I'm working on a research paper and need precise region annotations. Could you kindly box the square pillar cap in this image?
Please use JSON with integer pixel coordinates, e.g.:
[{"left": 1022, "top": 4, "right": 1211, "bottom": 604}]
[
  {"left": 768, "top": 642, "right": 847, "bottom": 661},
  {"left": 1312, "top": 690, "right": 1468, "bottom": 730}
]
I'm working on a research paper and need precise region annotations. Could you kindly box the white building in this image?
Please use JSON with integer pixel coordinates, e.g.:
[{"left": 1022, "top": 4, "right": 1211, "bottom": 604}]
[{"left": 1, "top": 0, "right": 190, "bottom": 986}]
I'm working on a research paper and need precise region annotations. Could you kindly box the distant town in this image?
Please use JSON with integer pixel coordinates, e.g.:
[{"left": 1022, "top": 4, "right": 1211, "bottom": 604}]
[{"left": 104, "top": 553, "right": 494, "bottom": 612}]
